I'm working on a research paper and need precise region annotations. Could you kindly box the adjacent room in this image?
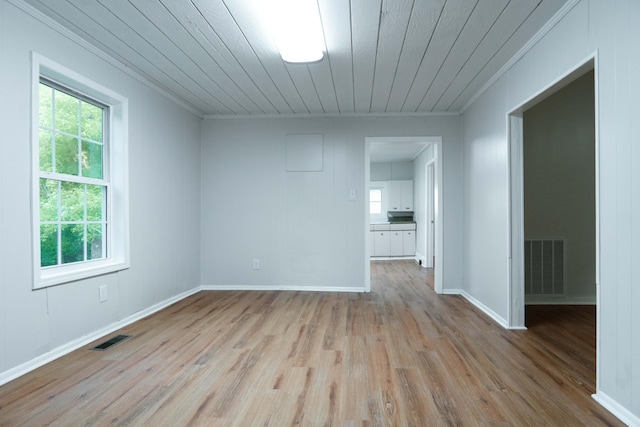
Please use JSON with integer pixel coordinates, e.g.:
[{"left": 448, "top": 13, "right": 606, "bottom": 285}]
[{"left": 1, "top": 0, "right": 638, "bottom": 425}]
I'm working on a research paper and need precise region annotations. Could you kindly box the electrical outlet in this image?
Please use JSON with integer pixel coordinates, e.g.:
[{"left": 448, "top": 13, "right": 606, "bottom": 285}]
[
  {"left": 253, "top": 258, "right": 260, "bottom": 270},
  {"left": 99, "top": 285, "right": 108, "bottom": 302}
]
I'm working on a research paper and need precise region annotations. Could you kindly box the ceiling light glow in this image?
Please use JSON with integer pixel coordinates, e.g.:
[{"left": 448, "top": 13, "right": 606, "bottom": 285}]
[{"left": 262, "top": 0, "right": 325, "bottom": 63}]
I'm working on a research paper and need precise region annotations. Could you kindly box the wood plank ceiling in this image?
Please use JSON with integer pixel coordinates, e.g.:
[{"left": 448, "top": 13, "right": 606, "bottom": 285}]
[{"left": 21, "top": 0, "right": 568, "bottom": 117}]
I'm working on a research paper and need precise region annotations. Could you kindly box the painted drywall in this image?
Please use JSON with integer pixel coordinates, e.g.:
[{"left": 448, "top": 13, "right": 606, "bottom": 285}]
[
  {"left": 523, "top": 71, "right": 595, "bottom": 304},
  {"left": 0, "top": 2, "right": 201, "bottom": 379},
  {"left": 461, "top": 0, "right": 640, "bottom": 421},
  {"left": 370, "top": 161, "right": 414, "bottom": 181},
  {"left": 200, "top": 116, "right": 462, "bottom": 291}
]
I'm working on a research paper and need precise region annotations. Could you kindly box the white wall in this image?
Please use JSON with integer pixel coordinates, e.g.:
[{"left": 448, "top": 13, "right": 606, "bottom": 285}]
[
  {"left": 460, "top": 0, "right": 640, "bottom": 421},
  {"left": 0, "top": 1, "right": 202, "bottom": 380},
  {"left": 524, "top": 71, "right": 596, "bottom": 303},
  {"left": 200, "top": 116, "right": 462, "bottom": 291}
]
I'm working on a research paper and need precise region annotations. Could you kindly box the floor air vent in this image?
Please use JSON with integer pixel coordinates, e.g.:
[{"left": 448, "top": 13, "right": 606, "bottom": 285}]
[
  {"left": 524, "top": 239, "right": 565, "bottom": 296},
  {"left": 91, "top": 334, "right": 131, "bottom": 351}
]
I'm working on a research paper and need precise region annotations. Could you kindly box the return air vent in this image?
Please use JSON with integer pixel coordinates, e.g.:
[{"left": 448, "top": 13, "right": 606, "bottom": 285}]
[
  {"left": 524, "top": 239, "right": 565, "bottom": 296},
  {"left": 91, "top": 334, "right": 131, "bottom": 351}
]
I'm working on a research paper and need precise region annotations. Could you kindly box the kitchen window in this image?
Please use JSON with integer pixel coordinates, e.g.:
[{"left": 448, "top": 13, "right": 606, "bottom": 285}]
[{"left": 369, "top": 181, "right": 388, "bottom": 222}]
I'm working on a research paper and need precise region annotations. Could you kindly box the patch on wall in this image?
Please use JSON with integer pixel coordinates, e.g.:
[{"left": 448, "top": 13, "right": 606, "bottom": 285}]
[{"left": 524, "top": 239, "right": 565, "bottom": 296}]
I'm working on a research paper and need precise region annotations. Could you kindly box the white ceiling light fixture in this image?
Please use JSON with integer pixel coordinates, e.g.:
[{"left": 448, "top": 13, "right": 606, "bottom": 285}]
[{"left": 261, "top": 0, "right": 325, "bottom": 63}]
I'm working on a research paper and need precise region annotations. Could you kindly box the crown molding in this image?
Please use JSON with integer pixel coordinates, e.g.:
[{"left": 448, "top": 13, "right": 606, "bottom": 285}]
[{"left": 204, "top": 111, "right": 460, "bottom": 120}]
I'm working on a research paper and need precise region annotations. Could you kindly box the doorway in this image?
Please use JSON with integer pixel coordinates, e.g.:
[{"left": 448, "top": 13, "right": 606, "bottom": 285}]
[
  {"left": 365, "top": 136, "right": 443, "bottom": 293},
  {"left": 508, "top": 57, "right": 598, "bottom": 387}
]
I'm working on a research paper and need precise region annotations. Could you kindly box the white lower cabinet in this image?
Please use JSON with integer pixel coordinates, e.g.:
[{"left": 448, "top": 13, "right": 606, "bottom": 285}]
[
  {"left": 373, "top": 231, "right": 390, "bottom": 256},
  {"left": 370, "top": 223, "right": 416, "bottom": 257},
  {"left": 403, "top": 230, "right": 416, "bottom": 255},
  {"left": 389, "top": 231, "right": 404, "bottom": 256}
]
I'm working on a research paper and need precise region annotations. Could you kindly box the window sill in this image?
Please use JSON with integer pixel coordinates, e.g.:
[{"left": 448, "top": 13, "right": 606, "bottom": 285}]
[{"left": 34, "top": 259, "right": 129, "bottom": 289}]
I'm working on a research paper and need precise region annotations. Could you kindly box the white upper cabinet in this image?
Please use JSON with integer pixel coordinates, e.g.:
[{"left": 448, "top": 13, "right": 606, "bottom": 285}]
[{"left": 388, "top": 180, "right": 414, "bottom": 211}]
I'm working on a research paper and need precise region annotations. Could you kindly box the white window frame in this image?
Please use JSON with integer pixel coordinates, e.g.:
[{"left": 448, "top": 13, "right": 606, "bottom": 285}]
[
  {"left": 369, "top": 181, "right": 388, "bottom": 223},
  {"left": 31, "top": 53, "right": 129, "bottom": 289}
]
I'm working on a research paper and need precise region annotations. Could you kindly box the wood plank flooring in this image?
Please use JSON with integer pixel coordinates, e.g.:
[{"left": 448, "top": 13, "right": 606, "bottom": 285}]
[{"left": 0, "top": 260, "right": 623, "bottom": 426}]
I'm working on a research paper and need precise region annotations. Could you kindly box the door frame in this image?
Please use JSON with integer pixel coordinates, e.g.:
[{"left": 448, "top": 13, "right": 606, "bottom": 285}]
[
  {"left": 425, "top": 160, "right": 436, "bottom": 269},
  {"left": 365, "top": 136, "right": 443, "bottom": 293},
  {"left": 507, "top": 53, "right": 600, "bottom": 386}
]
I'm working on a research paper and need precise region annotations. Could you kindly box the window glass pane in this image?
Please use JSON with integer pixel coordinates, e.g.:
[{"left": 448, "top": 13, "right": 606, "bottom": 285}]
[
  {"left": 39, "top": 130, "right": 53, "bottom": 172},
  {"left": 86, "top": 184, "right": 104, "bottom": 221},
  {"left": 61, "top": 224, "right": 84, "bottom": 264},
  {"left": 40, "top": 224, "right": 58, "bottom": 267},
  {"left": 81, "top": 101, "right": 103, "bottom": 142},
  {"left": 39, "top": 178, "right": 59, "bottom": 222},
  {"left": 39, "top": 83, "right": 52, "bottom": 129},
  {"left": 54, "top": 90, "right": 79, "bottom": 135},
  {"left": 87, "top": 225, "right": 104, "bottom": 260},
  {"left": 370, "top": 189, "right": 382, "bottom": 202},
  {"left": 370, "top": 201, "right": 382, "bottom": 215},
  {"left": 60, "top": 181, "right": 84, "bottom": 221},
  {"left": 82, "top": 141, "right": 103, "bottom": 179},
  {"left": 55, "top": 134, "right": 79, "bottom": 175}
]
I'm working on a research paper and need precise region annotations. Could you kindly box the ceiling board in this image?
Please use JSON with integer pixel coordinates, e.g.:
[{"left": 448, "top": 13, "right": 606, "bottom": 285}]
[{"left": 19, "top": 0, "right": 569, "bottom": 117}]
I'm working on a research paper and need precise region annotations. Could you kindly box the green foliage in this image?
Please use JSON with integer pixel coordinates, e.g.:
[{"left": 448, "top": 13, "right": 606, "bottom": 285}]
[{"left": 38, "top": 82, "right": 107, "bottom": 267}]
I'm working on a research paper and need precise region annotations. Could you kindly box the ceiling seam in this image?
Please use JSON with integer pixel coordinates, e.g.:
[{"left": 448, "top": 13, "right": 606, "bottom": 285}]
[
  {"left": 458, "top": 0, "right": 582, "bottom": 114},
  {"left": 414, "top": 0, "right": 480, "bottom": 112},
  {"left": 218, "top": 0, "right": 295, "bottom": 115},
  {"left": 368, "top": 0, "right": 385, "bottom": 112},
  {"left": 6, "top": 0, "right": 207, "bottom": 117},
  {"left": 87, "top": 0, "right": 227, "bottom": 114},
  {"left": 397, "top": 0, "right": 446, "bottom": 113},
  {"left": 384, "top": 0, "right": 416, "bottom": 113},
  {"left": 131, "top": 0, "right": 251, "bottom": 115},
  {"left": 430, "top": 1, "right": 511, "bottom": 111},
  {"left": 158, "top": 0, "right": 264, "bottom": 115}
]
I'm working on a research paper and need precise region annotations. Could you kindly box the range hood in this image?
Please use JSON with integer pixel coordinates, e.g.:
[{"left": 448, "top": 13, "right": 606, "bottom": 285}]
[{"left": 387, "top": 211, "right": 414, "bottom": 222}]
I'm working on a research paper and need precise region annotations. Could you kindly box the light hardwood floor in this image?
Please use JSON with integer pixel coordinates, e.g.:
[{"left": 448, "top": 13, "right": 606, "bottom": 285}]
[{"left": 0, "top": 260, "right": 623, "bottom": 426}]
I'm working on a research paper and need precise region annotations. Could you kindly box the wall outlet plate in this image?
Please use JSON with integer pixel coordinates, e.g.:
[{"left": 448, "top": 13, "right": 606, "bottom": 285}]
[{"left": 99, "top": 285, "right": 108, "bottom": 302}]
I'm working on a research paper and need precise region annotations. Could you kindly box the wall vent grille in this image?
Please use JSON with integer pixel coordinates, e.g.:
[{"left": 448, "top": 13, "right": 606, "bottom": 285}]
[{"left": 524, "top": 239, "right": 565, "bottom": 296}]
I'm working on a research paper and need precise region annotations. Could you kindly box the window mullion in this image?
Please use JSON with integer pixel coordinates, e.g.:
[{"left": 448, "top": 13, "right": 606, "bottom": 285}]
[{"left": 56, "top": 180, "right": 62, "bottom": 266}]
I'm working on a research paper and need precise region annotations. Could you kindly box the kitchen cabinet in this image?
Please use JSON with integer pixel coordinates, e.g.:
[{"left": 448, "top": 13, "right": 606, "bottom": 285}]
[
  {"left": 403, "top": 230, "right": 416, "bottom": 255},
  {"left": 373, "top": 230, "right": 390, "bottom": 256},
  {"left": 370, "top": 223, "right": 416, "bottom": 257},
  {"left": 389, "top": 230, "right": 404, "bottom": 256},
  {"left": 388, "top": 180, "right": 414, "bottom": 211}
]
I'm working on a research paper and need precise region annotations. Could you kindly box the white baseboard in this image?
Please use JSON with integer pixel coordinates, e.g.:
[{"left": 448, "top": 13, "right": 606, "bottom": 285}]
[
  {"left": 442, "top": 288, "right": 510, "bottom": 329},
  {"left": 201, "top": 284, "right": 366, "bottom": 293},
  {"left": 370, "top": 256, "right": 417, "bottom": 262},
  {"left": 593, "top": 391, "right": 640, "bottom": 426},
  {"left": 0, "top": 286, "right": 201, "bottom": 387}
]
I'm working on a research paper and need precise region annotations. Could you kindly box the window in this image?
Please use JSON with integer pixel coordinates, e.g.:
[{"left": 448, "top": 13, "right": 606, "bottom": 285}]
[
  {"left": 32, "top": 54, "right": 129, "bottom": 288},
  {"left": 38, "top": 80, "right": 108, "bottom": 267},
  {"left": 370, "top": 189, "right": 382, "bottom": 214},
  {"left": 369, "top": 181, "right": 388, "bottom": 222}
]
